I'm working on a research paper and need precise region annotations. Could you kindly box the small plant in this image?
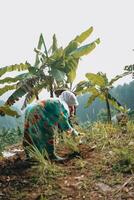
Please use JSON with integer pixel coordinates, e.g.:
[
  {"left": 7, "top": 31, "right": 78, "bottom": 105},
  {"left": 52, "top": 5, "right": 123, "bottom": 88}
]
[
  {"left": 74, "top": 158, "right": 88, "bottom": 170},
  {"left": 63, "top": 134, "right": 80, "bottom": 153},
  {"left": 27, "top": 144, "right": 61, "bottom": 183},
  {"left": 0, "top": 127, "right": 23, "bottom": 153},
  {"left": 112, "top": 147, "right": 134, "bottom": 173},
  {"left": 39, "top": 194, "right": 47, "bottom": 200}
]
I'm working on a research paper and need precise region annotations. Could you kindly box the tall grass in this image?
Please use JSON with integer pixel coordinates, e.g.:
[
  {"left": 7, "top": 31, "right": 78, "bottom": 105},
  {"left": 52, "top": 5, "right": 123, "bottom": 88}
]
[{"left": 26, "top": 144, "right": 62, "bottom": 183}]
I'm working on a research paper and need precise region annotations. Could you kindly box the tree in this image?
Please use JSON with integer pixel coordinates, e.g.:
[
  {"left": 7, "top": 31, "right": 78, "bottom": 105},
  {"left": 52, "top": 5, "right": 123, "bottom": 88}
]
[
  {"left": 74, "top": 71, "right": 131, "bottom": 122},
  {"left": 0, "top": 27, "right": 100, "bottom": 111}
]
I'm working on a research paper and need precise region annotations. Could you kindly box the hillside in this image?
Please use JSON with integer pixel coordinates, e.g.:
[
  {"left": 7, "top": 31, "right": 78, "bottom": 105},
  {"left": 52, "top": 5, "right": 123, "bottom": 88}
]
[
  {"left": 0, "top": 122, "right": 134, "bottom": 199},
  {"left": 0, "top": 100, "right": 23, "bottom": 129},
  {"left": 76, "top": 81, "right": 134, "bottom": 123}
]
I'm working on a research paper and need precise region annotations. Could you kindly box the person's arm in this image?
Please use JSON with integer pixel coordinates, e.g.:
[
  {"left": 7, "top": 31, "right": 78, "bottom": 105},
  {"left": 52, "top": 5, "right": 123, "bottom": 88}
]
[{"left": 58, "top": 100, "right": 79, "bottom": 136}]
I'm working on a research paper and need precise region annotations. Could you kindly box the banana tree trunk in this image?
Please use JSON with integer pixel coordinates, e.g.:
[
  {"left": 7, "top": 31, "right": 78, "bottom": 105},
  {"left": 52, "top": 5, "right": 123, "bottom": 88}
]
[
  {"left": 105, "top": 93, "right": 111, "bottom": 122},
  {"left": 35, "top": 91, "right": 39, "bottom": 100},
  {"left": 50, "top": 82, "right": 54, "bottom": 97}
]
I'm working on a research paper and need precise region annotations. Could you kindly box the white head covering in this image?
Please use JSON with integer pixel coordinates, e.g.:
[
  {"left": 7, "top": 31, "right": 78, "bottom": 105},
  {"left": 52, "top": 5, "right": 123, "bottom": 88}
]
[{"left": 59, "top": 91, "right": 79, "bottom": 106}]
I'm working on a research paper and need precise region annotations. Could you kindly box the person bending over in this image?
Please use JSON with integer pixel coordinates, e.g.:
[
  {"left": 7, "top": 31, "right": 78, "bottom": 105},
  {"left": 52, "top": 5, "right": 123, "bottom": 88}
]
[{"left": 23, "top": 91, "right": 79, "bottom": 162}]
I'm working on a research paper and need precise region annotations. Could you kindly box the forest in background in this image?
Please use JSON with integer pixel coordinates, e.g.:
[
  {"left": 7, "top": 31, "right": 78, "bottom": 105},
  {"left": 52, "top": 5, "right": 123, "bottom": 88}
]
[
  {"left": 77, "top": 80, "right": 134, "bottom": 123},
  {"left": 0, "top": 100, "right": 23, "bottom": 129}
]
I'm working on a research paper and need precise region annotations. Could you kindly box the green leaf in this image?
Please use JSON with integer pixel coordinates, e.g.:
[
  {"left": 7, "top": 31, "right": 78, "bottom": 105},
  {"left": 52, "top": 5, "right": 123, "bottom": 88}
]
[
  {"left": 99, "top": 93, "right": 123, "bottom": 111},
  {"left": 0, "top": 73, "right": 30, "bottom": 84},
  {"left": 67, "top": 69, "right": 76, "bottom": 83},
  {"left": 70, "top": 38, "right": 100, "bottom": 58},
  {"left": 74, "top": 26, "right": 93, "bottom": 44},
  {"left": 49, "top": 47, "right": 64, "bottom": 62},
  {"left": 107, "top": 93, "right": 123, "bottom": 111},
  {"left": 86, "top": 73, "right": 106, "bottom": 87},
  {"left": 21, "top": 82, "right": 48, "bottom": 109},
  {"left": 50, "top": 69, "right": 66, "bottom": 82},
  {"left": 21, "top": 92, "right": 36, "bottom": 110},
  {"left": 52, "top": 34, "right": 58, "bottom": 53},
  {"left": 109, "top": 71, "right": 131, "bottom": 85},
  {"left": 85, "top": 93, "right": 99, "bottom": 107},
  {"left": 74, "top": 80, "right": 88, "bottom": 94},
  {"left": 6, "top": 87, "right": 28, "bottom": 105},
  {"left": 65, "top": 57, "right": 79, "bottom": 82},
  {"left": 0, "top": 62, "right": 30, "bottom": 77},
  {"left": 74, "top": 80, "right": 94, "bottom": 95},
  {"left": 34, "top": 33, "right": 48, "bottom": 66},
  {"left": 0, "top": 84, "right": 16, "bottom": 96},
  {"left": 87, "top": 87, "right": 99, "bottom": 95},
  {"left": 64, "top": 41, "right": 78, "bottom": 55},
  {"left": 0, "top": 105, "right": 20, "bottom": 117}
]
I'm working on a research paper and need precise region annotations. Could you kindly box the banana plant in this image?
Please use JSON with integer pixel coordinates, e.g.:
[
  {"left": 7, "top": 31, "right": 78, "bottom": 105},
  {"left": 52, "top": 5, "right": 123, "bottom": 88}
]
[
  {"left": 74, "top": 71, "right": 131, "bottom": 122},
  {"left": 0, "top": 62, "right": 30, "bottom": 117},
  {"left": 32, "top": 27, "right": 100, "bottom": 96},
  {"left": 0, "top": 27, "right": 100, "bottom": 111}
]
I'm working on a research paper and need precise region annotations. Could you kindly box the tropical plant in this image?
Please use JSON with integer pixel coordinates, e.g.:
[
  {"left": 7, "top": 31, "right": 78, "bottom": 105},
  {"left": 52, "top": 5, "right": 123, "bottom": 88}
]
[
  {"left": 74, "top": 71, "right": 131, "bottom": 122},
  {"left": 0, "top": 62, "right": 31, "bottom": 116},
  {"left": 0, "top": 27, "right": 100, "bottom": 111}
]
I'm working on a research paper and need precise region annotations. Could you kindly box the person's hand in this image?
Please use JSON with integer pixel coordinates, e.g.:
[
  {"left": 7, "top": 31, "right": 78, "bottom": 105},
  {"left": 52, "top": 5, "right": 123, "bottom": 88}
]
[{"left": 72, "top": 129, "right": 79, "bottom": 137}]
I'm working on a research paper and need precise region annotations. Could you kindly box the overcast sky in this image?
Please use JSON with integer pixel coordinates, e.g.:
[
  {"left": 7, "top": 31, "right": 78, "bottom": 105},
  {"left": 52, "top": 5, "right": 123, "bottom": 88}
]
[{"left": 0, "top": 0, "right": 134, "bottom": 89}]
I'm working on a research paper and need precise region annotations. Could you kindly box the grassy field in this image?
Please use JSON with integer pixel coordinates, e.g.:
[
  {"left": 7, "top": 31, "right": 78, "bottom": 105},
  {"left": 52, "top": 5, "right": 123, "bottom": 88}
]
[{"left": 0, "top": 122, "right": 134, "bottom": 200}]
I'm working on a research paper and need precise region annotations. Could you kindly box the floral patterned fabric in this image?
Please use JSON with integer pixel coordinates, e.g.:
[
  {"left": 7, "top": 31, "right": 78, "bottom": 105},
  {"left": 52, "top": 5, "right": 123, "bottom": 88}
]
[{"left": 23, "top": 99, "right": 72, "bottom": 154}]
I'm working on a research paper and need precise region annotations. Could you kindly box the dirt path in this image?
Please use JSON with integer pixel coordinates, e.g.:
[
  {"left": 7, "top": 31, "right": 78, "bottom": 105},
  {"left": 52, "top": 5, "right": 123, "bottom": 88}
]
[{"left": 0, "top": 144, "right": 134, "bottom": 200}]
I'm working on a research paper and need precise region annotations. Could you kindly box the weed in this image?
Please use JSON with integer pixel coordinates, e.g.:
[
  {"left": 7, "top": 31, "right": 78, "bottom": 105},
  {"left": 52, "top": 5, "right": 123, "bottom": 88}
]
[
  {"left": 112, "top": 147, "right": 134, "bottom": 174},
  {"left": 27, "top": 144, "right": 62, "bottom": 183},
  {"left": 62, "top": 134, "right": 80, "bottom": 153}
]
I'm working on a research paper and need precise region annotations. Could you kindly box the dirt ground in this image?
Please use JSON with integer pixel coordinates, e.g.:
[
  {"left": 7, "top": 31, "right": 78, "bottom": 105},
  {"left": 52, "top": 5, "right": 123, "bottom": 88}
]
[{"left": 0, "top": 143, "right": 134, "bottom": 200}]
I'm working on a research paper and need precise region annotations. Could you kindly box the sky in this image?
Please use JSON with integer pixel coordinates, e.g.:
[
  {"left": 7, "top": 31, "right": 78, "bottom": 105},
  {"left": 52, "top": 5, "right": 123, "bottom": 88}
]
[{"left": 0, "top": 0, "right": 134, "bottom": 97}]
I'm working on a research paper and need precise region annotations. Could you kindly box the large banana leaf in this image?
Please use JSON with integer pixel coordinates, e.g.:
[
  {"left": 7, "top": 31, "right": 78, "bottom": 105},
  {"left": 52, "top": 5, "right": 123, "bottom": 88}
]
[
  {"left": 0, "top": 73, "right": 30, "bottom": 84},
  {"left": 67, "top": 69, "right": 76, "bottom": 83},
  {"left": 86, "top": 87, "right": 100, "bottom": 96},
  {"left": 99, "top": 93, "right": 124, "bottom": 111},
  {"left": 85, "top": 93, "right": 100, "bottom": 108},
  {"left": 0, "top": 84, "right": 16, "bottom": 96},
  {"left": 0, "top": 105, "right": 20, "bottom": 117},
  {"left": 49, "top": 48, "right": 64, "bottom": 69},
  {"left": 6, "top": 79, "right": 37, "bottom": 105},
  {"left": 74, "top": 80, "right": 89, "bottom": 94},
  {"left": 107, "top": 93, "right": 124, "bottom": 111},
  {"left": 64, "top": 41, "right": 78, "bottom": 56},
  {"left": 65, "top": 57, "right": 79, "bottom": 82},
  {"left": 21, "top": 82, "right": 48, "bottom": 109},
  {"left": 64, "top": 27, "right": 94, "bottom": 56},
  {"left": 52, "top": 34, "right": 58, "bottom": 53},
  {"left": 6, "top": 87, "right": 27, "bottom": 105},
  {"left": 34, "top": 33, "right": 48, "bottom": 66},
  {"left": 70, "top": 38, "right": 100, "bottom": 58},
  {"left": 21, "top": 92, "right": 36, "bottom": 110},
  {"left": 6, "top": 75, "right": 50, "bottom": 106},
  {"left": 109, "top": 71, "right": 131, "bottom": 85},
  {"left": 0, "top": 62, "right": 30, "bottom": 77},
  {"left": 50, "top": 68, "right": 66, "bottom": 82},
  {"left": 86, "top": 72, "right": 106, "bottom": 87},
  {"left": 74, "top": 26, "right": 93, "bottom": 44}
]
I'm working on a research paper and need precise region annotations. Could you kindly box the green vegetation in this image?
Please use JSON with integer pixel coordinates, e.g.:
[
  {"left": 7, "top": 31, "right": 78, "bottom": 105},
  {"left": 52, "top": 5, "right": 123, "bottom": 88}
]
[
  {"left": 0, "top": 127, "right": 23, "bottom": 153},
  {"left": 75, "top": 72, "right": 130, "bottom": 122},
  {"left": 77, "top": 80, "right": 134, "bottom": 123},
  {"left": 1, "top": 122, "right": 134, "bottom": 199},
  {"left": 0, "top": 27, "right": 100, "bottom": 114},
  {"left": 0, "top": 28, "right": 134, "bottom": 199}
]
